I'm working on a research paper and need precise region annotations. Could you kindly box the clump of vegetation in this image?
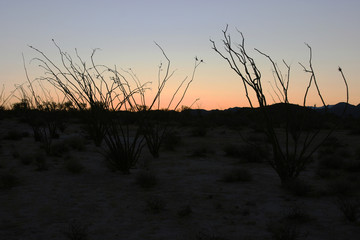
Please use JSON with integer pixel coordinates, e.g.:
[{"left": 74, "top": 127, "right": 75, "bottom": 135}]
[
  {"left": 0, "top": 172, "right": 19, "bottom": 190},
  {"left": 221, "top": 168, "right": 253, "bottom": 182},
  {"left": 63, "top": 220, "right": 89, "bottom": 240},
  {"left": 191, "top": 146, "right": 213, "bottom": 157},
  {"left": 35, "top": 153, "right": 48, "bottom": 171},
  {"left": 3, "top": 130, "right": 28, "bottom": 141},
  {"left": 64, "top": 157, "right": 85, "bottom": 174},
  {"left": 267, "top": 222, "right": 301, "bottom": 240},
  {"left": 135, "top": 170, "right": 157, "bottom": 189},
  {"left": 162, "top": 130, "right": 181, "bottom": 151},
  {"left": 146, "top": 196, "right": 166, "bottom": 213},
  {"left": 177, "top": 204, "right": 192, "bottom": 218},
  {"left": 191, "top": 124, "right": 208, "bottom": 137},
  {"left": 196, "top": 230, "right": 228, "bottom": 240},
  {"left": 64, "top": 135, "right": 86, "bottom": 151},
  {"left": 336, "top": 196, "right": 359, "bottom": 222},
  {"left": 223, "top": 144, "right": 266, "bottom": 163},
  {"left": 283, "top": 205, "right": 313, "bottom": 224},
  {"left": 283, "top": 179, "right": 313, "bottom": 197}
]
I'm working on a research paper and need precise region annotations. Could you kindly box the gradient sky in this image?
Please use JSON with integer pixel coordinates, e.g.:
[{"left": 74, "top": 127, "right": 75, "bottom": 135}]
[{"left": 1, "top": 0, "right": 359, "bottom": 110}]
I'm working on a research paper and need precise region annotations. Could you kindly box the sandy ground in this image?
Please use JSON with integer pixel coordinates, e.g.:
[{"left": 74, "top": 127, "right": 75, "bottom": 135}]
[{"left": 0, "top": 116, "right": 360, "bottom": 240}]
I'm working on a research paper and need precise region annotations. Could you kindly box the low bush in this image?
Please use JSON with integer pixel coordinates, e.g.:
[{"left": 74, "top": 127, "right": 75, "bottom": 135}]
[
  {"left": 336, "top": 196, "right": 359, "bottom": 222},
  {"left": 135, "top": 170, "right": 157, "bottom": 189},
  {"left": 283, "top": 179, "right": 313, "bottom": 197},
  {"left": 146, "top": 196, "right": 166, "bottom": 213},
  {"left": 223, "top": 144, "right": 267, "bottom": 163},
  {"left": 65, "top": 157, "right": 84, "bottom": 174},
  {"left": 221, "top": 168, "right": 252, "bottom": 182},
  {"left": 0, "top": 172, "right": 19, "bottom": 190},
  {"left": 64, "top": 220, "right": 89, "bottom": 240},
  {"left": 162, "top": 130, "right": 181, "bottom": 151}
]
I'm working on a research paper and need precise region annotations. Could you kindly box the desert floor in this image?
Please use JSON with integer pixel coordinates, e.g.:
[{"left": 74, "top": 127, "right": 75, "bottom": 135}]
[{"left": 1, "top": 116, "right": 360, "bottom": 240}]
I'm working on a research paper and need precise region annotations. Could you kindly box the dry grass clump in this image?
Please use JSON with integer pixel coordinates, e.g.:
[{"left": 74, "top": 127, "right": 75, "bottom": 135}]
[
  {"left": 223, "top": 144, "right": 267, "bottom": 163},
  {"left": 64, "top": 157, "right": 85, "bottom": 174},
  {"left": 221, "top": 168, "right": 253, "bottom": 182},
  {"left": 0, "top": 171, "right": 19, "bottom": 190},
  {"left": 162, "top": 130, "right": 182, "bottom": 151},
  {"left": 145, "top": 196, "right": 166, "bottom": 213},
  {"left": 283, "top": 179, "right": 313, "bottom": 197},
  {"left": 135, "top": 170, "right": 157, "bottom": 189},
  {"left": 336, "top": 196, "right": 360, "bottom": 222},
  {"left": 63, "top": 220, "right": 89, "bottom": 240}
]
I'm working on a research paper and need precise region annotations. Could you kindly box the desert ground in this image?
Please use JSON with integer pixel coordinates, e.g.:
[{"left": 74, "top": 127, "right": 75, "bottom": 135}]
[{"left": 1, "top": 112, "right": 360, "bottom": 240}]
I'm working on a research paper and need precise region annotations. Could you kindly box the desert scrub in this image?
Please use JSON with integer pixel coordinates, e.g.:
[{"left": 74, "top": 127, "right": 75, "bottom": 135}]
[
  {"left": 336, "top": 196, "right": 360, "bottom": 222},
  {"left": 282, "top": 205, "right": 313, "bottom": 224},
  {"left": 177, "top": 204, "right": 192, "bottom": 217},
  {"left": 283, "top": 179, "right": 313, "bottom": 197},
  {"left": 64, "top": 135, "right": 86, "bottom": 151},
  {"left": 64, "top": 157, "right": 84, "bottom": 174},
  {"left": 221, "top": 168, "right": 252, "bottom": 182},
  {"left": 162, "top": 130, "right": 181, "bottom": 151},
  {"left": 146, "top": 196, "right": 166, "bottom": 213},
  {"left": 63, "top": 220, "right": 89, "bottom": 240},
  {"left": 223, "top": 143, "right": 267, "bottom": 162},
  {"left": 267, "top": 221, "right": 302, "bottom": 240},
  {"left": 0, "top": 171, "right": 19, "bottom": 190},
  {"left": 135, "top": 170, "right": 157, "bottom": 189},
  {"left": 191, "top": 145, "right": 214, "bottom": 157},
  {"left": 3, "top": 130, "right": 28, "bottom": 141},
  {"left": 34, "top": 153, "right": 48, "bottom": 171}
]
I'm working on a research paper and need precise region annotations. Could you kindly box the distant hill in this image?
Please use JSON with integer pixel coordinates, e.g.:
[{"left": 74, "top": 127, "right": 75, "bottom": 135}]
[{"left": 314, "top": 102, "right": 360, "bottom": 118}]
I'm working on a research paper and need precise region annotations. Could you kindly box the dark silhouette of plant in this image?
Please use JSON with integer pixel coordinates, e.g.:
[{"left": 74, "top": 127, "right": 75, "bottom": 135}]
[{"left": 211, "top": 25, "right": 349, "bottom": 185}]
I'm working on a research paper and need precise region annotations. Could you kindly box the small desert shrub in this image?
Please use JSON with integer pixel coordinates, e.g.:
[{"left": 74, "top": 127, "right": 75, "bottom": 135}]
[
  {"left": 196, "top": 231, "right": 228, "bottom": 240},
  {"left": 336, "top": 196, "right": 359, "bottom": 222},
  {"left": 64, "top": 220, "right": 89, "bottom": 240},
  {"left": 315, "top": 168, "right": 340, "bottom": 179},
  {"left": 35, "top": 153, "right": 48, "bottom": 171},
  {"left": 283, "top": 205, "right": 312, "bottom": 224},
  {"left": 65, "top": 158, "right": 84, "bottom": 174},
  {"left": 267, "top": 222, "right": 301, "bottom": 240},
  {"left": 177, "top": 204, "right": 192, "bottom": 217},
  {"left": 223, "top": 144, "right": 266, "bottom": 162},
  {"left": 162, "top": 131, "right": 181, "bottom": 151},
  {"left": 328, "top": 179, "right": 357, "bottom": 197},
  {"left": 191, "top": 125, "right": 208, "bottom": 137},
  {"left": 49, "top": 141, "right": 69, "bottom": 157},
  {"left": 283, "top": 179, "right": 313, "bottom": 197},
  {"left": 317, "top": 155, "right": 345, "bottom": 170},
  {"left": 191, "top": 146, "right": 213, "bottom": 157},
  {"left": 64, "top": 136, "right": 86, "bottom": 151},
  {"left": 135, "top": 170, "right": 157, "bottom": 189},
  {"left": 221, "top": 168, "right": 252, "bottom": 182},
  {"left": 146, "top": 196, "right": 166, "bottom": 213},
  {"left": 3, "top": 130, "right": 27, "bottom": 141},
  {"left": 19, "top": 154, "right": 33, "bottom": 165},
  {"left": 0, "top": 172, "right": 19, "bottom": 190}
]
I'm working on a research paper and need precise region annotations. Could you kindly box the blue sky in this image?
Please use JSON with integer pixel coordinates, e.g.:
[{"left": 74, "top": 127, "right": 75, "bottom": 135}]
[{"left": 1, "top": 0, "right": 359, "bottom": 109}]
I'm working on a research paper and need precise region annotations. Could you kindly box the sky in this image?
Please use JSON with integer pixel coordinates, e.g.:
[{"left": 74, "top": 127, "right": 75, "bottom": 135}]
[{"left": 0, "top": 0, "right": 359, "bottom": 110}]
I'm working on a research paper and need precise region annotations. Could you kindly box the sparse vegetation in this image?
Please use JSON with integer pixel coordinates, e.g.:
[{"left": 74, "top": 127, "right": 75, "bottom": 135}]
[
  {"left": 221, "top": 168, "right": 252, "bottom": 182},
  {"left": 135, "top": 170, "right": 157, "bottom": 189},
  {"left": 0, "top": 172, "right": 19, "bottom": 190}
]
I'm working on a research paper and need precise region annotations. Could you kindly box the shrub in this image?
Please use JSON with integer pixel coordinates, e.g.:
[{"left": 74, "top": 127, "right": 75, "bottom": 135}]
[
  {"left": 191, "top": 146, "right": 213, "bottom": 157},
  {"left": 162, "top": 130, "right": 181, "bottom": 151},
  {"left": 19, "top": 153, "right": 34, "bottom": 165},
  {"left": 64, "top": 220, "right": 89, "bottom": 240},
  {"left": 336, "top": 196, "right": 359, "bottom": 222},
  {"left": 146, "top": 196, "right": 166, "bottom": 213},
  {"left": 283, "top": 205, "right": 312, "bottom": 224},
  {"left": 221, "top": 168, "right": 252, "bottom": 182},
  {"left": 65, "top": 158, "right": 84, "bottom": 174},
  {"left": 283, "top": 179, "right": 313, "bottom": 197},
  {"left": 35, "top": 153, "right": 48, "bottom": 171},
  {"left": 267, "top": 222, "right": 301, "bottom": 240},
  {"left": 191, "top": 125, "right": 208, "bottom": 137},
  {"left": 135, "top": 170, "right": 157, "bottom": 189},
  {"left": 64, "top": 136, "right": 86, "bottom": 151},
  {"left": 223, "top": 144, "right": 267, "bottom": 162},
  {"left": 0, "top": 172, "right": 19, "bottom": 190},
  {"left": 196, "top": 231, "right": 228, "bottom": 240},
  {"left": 177, "top": 204, "right": 192, "bottom": 217},
  {"left": 3, "top": 130, "right": 27, "bottom": 141}
]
